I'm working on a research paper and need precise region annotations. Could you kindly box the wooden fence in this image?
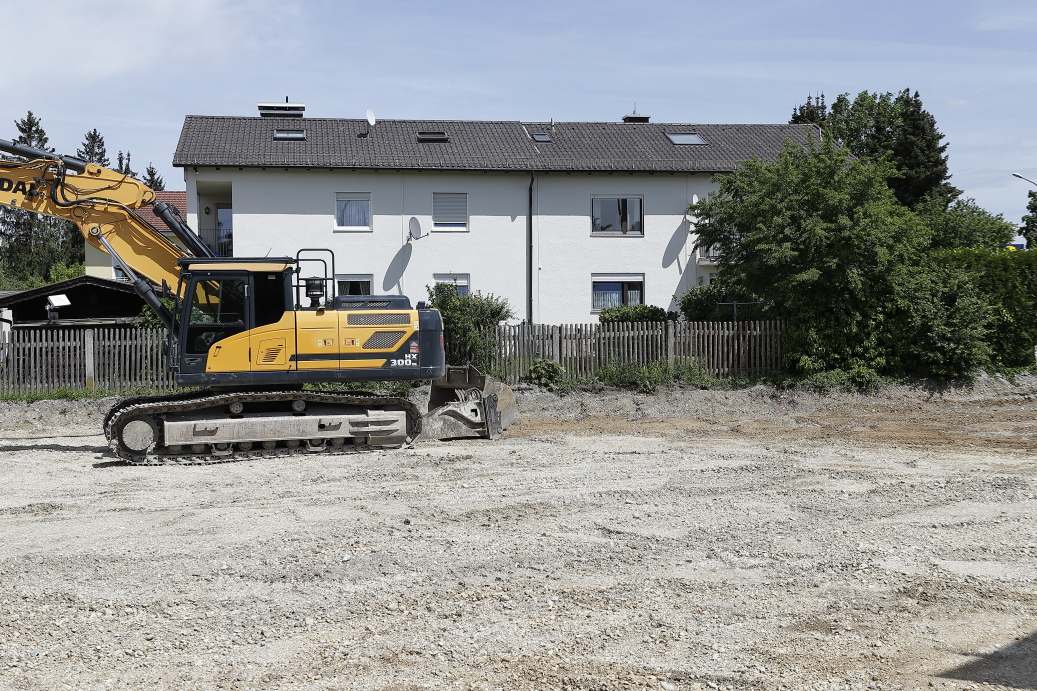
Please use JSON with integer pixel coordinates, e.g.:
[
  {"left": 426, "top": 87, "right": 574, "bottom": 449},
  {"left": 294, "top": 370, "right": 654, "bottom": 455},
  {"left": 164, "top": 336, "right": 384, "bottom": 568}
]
[
  {"left": 478, "top": 320, "right": 784, "bottom": 384},
  {"left": 0, "top": 327, "right": 174, "bottom": 394},
  {"left": 0, "top": 320, "right": 784, "bottom": 393}
]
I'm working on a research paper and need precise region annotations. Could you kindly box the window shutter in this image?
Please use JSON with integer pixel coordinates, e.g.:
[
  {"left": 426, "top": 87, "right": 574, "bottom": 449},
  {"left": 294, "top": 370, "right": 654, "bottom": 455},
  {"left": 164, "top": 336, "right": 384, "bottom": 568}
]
[{"left": 433, "top": 193, "right": 468, "bottom": 225}]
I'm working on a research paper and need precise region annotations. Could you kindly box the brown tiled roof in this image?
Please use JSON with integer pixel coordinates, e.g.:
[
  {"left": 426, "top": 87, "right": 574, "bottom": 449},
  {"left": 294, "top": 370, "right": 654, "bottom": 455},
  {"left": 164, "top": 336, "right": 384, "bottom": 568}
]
[
  {"left": 172, "top": 117, "right": 819, "bottom": 173},
  {"left": 138, "top": 190, "right": 187, "bottom": 231}
]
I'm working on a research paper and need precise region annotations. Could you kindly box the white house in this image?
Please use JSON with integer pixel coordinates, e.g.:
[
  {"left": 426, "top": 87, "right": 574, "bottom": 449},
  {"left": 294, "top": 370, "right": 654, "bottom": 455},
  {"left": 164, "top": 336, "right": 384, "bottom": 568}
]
[{"left": 170, "top": 105, "right": 816, "bottom": 324}]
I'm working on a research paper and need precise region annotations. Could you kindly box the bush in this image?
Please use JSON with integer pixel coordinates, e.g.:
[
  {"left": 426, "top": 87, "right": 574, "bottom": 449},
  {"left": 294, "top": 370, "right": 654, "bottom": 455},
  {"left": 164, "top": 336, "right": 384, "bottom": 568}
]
[
  {"left": 935, "top": 248, "right": 1037, "bottom": 369},
  {"left": 528, "top": 359, "right": 565, "bottom": 391},
  {"left": 677, "top": 275, "right": 764, "bottom": 322},
  {"left": 596, "top": 357, "right": 725, "bottom": 393},
  {"left": 598, "top": 304, "right": 678, "bottom": 323},
  {"left": 426, "top": 282, "right": 513, "bottom": 370}
]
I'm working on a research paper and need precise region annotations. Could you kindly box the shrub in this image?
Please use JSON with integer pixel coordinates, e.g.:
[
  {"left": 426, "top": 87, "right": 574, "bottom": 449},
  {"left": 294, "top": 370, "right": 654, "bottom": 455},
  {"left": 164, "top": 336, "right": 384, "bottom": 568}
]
[
  {"left": 426, "top": 282, "right": 513, "bottom": 371},
  {"left": 598, "top": 304, "right": 678, "bottom": 323},
  {"left": 528, "top": 359, "right": 565, "bottom": 391},
  {"left": 935, "top": 248, "right": 1037, "bottom": 369},
  {"left": 676, "top": 276, "right": 764, "bottom": 322}
]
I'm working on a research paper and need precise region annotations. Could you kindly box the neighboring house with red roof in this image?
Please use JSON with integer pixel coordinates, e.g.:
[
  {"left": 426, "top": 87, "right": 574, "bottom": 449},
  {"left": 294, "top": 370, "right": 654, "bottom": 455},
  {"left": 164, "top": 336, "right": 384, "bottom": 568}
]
[{"left": 85, "top": 190, "right": 188, "bottom": 279}]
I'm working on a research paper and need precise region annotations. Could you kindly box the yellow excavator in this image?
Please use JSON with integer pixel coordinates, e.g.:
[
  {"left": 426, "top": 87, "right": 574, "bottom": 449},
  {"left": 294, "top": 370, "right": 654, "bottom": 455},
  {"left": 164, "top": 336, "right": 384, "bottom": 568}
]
[{"left": 0, "top": 138, "right": 516, "bottom": 463}]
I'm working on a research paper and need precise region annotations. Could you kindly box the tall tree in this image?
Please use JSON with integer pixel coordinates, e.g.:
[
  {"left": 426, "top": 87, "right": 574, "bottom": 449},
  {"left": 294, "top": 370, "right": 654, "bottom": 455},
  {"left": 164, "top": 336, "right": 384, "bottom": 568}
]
[
  {"left": 142, "top": 163, "right": 165, "bottom": 191},
  {"left": 115, "top": 150, "right": 136, "bottom": 178},
  {"left": 789, "top": 93, "right": 827, "bottom": 126},
  {"left": 890, "top": 90, "right": 957, "bottom": 207},
  {"left": 1018, "top": 190, "right": 1037, "bottom": 250},
  {"left": 823, "top": 89, "right": 958, "bottom": 208},
  {"left": 13, "top": 111, "right": 51, "bottom": 151},
  {"left": 0, "top": 112, "right": 83, "bottom": 286},
  {"left": 76, "top": 128, "right": 110, "bottom": 166}
]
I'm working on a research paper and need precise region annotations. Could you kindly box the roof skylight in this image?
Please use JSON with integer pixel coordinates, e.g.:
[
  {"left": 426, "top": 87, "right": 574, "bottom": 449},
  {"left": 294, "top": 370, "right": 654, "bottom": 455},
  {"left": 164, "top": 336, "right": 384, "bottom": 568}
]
[
  {"left": 532, "top": 133, "right": 551, "bottom": 142},
  {"left": 273, "top": 129, "right": 306, "bottom": 141},
  {"left": 417, "top": 131, "right": 449, "bottom": 142},
  {"left": 666, "top": 133, "right": 707, "bottom": 145}
]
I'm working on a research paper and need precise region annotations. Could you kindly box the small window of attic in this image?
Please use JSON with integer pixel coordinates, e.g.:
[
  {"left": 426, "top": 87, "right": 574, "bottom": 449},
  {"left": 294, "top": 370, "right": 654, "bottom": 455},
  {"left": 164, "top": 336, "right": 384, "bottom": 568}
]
[
  {"left": 666, "top": 133, "right": 707, "bottom": 145},
  {"left": 417, "top": 131, "right": 449, "bottom": 142},
  {"left": 273, "top": 129, "right": 306, "bottom": 141}
]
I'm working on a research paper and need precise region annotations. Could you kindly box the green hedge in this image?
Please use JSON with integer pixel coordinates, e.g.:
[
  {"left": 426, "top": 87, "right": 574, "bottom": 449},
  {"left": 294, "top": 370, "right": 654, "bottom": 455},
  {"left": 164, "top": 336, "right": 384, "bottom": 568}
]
[
  {"left": 598, "top": 304, "right": 678, "bottom": 323},
  {"left": 935, "top": 248, "right": 1037, "bottom": 368}
]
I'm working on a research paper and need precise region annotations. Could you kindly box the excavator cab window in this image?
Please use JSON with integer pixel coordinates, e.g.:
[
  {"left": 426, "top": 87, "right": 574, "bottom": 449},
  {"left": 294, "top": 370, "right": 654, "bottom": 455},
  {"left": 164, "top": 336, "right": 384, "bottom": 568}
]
[
  {"left": 184, "top": 277, "right": 247, "bottom": 355},
  {"left": 253, "top": 270, "right": 289, "bottom": 328}
]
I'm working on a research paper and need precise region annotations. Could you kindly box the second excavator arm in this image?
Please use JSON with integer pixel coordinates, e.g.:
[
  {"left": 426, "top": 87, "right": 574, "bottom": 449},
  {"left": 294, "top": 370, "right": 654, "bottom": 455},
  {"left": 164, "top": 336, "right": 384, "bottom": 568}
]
[{"left": 0, "top": 139, "right": 209, "bottom": 329}]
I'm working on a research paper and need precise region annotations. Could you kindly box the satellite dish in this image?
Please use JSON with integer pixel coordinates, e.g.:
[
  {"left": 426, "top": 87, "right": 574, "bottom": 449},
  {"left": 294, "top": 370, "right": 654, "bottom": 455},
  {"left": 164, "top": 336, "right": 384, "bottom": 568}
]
[
  {"left": 366, "top": 109, "right": 376, "bottom": 127},
  {"left": 408, "top": 216, "right": 423, "bottom": 241}
]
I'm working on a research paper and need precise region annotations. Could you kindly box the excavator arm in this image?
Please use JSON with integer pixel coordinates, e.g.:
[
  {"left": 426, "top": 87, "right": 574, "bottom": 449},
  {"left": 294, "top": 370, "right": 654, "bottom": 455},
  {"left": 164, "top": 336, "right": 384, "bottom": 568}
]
[{"left": 0, "top": 139, "right": 202, "bottom": 328}]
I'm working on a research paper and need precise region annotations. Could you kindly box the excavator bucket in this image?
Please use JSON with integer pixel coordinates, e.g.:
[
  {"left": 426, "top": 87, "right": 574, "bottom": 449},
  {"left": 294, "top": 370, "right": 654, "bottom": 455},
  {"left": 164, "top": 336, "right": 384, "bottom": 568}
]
[{"left": 421, "top": 365, "right": 518, "bottom": 441}]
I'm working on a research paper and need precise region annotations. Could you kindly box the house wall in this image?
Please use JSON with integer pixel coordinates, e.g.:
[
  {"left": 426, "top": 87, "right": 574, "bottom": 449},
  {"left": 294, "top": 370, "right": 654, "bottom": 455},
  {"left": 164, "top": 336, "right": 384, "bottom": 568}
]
[
  {"left": 85, "top": 243, "right": 116, "bottom": 279},
  {"left": 183, "top": 168, "right": 720, "bottom": 323}
]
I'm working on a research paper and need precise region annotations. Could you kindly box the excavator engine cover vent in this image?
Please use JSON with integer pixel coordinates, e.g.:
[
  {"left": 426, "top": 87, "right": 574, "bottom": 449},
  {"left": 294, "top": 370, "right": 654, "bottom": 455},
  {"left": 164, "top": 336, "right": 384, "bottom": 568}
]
[
  {"left": 348, "top": 313, "right": 411, "bottom": 326},
  {"left": 363, "top": 331, "right": 406, "bottom": 349},
  {"left": 365, "top": 300, "right": 391, "bottom": 308}
]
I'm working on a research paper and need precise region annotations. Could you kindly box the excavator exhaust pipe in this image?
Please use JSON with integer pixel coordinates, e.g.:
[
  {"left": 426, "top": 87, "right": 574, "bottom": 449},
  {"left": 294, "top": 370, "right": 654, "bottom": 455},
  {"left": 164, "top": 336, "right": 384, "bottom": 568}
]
[{"left": 421, "top": 365, "right": 518, "bottom": 441}]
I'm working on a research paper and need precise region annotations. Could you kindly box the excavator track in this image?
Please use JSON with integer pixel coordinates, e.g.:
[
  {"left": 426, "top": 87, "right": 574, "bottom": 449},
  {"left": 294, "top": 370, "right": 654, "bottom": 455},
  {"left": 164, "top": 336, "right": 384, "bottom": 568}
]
[{"left": 104, "top": 390, "right": 422, "bottom": 466}]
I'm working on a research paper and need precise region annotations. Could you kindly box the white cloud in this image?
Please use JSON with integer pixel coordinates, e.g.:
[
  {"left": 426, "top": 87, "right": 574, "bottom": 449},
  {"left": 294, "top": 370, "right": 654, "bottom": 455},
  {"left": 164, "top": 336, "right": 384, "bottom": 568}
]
[
  {"left": 975, "top": 3, "right": 1037, "bottom": 30},
  {"left": 0, "top": 0, "right": 298, "bottom": 90}
]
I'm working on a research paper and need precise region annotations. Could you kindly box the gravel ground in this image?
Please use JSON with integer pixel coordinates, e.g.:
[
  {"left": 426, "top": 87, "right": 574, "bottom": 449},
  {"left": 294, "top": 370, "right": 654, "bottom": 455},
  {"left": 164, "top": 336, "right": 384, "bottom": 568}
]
[{"left": 1, "top": 377, "right": 1037, "bottom": 691}]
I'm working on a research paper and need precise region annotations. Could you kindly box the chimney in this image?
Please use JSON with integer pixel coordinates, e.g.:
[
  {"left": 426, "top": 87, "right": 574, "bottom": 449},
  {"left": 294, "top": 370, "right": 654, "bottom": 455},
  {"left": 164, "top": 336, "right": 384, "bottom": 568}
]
[
  {"left": 622, "top": 103, "right": 650, "bottom": 123},
  {"left": 258, "top": 99, "right": 305, "bottom": 118}
]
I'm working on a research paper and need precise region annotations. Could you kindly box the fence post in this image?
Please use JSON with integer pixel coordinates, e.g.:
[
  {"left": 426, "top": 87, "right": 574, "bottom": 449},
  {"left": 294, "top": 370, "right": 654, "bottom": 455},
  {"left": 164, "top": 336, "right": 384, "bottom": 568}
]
[
  {"left": 84, "top": 329, "right": 95, "bottom": 392},
  {"left": 666, "top": 320, "right": 675, "bottom": 364},
  {"left": 553, "top": 326, "right": 561, "bottom": 364}
]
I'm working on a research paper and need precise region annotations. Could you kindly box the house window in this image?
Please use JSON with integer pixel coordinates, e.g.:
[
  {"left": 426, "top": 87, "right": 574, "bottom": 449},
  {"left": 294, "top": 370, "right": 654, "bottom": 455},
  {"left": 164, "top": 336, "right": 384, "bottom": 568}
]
[
  {"left": 432, "top": 193, "right": 468, "bottom": 230},
  {"left": 335, "top": 193, "right": 372, "bottom": 231},
  {"left": 592, "top": 275, "right": 644, "bottom": 310},
  {"left": 592, "top": 197, "right": 643, "bottom": 235},
  {"left": 434, "top": 273, "right": 469, "bottom": 296},
  {"left": 336, "top": 274, "right": 373, "bottom": 296}
]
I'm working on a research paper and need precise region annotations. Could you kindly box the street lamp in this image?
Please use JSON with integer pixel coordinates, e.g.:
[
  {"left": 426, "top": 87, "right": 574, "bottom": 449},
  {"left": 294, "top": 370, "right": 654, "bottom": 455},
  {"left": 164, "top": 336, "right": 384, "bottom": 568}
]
[{"left": 1013, "top": 172, "right": 1037, "bottom": 187}]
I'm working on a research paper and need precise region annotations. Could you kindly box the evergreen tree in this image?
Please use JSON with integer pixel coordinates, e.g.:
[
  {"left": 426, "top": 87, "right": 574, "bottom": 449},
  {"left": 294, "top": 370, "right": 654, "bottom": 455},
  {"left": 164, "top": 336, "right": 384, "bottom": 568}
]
[
  {"left": 822, "top": 89, "right": 959, "bottom": 208},
  {"left": 890, "top": 90, "right": 957, "bottom": 207},
  {"left": 789, "top": 93, "right": 827, "bottom": 127},
  {"left": 76, "top": 128, "right": 110, "bottom": 166},
  {"left": 115, "top": 150, "right": 136, "bottom": 178},
  {"left": 0, "top": 111, "right": 84, "bottom": 286},
  {"left": 1021, "top": 190, "right": 1037, "bottom": 250},
  {"left": 13, "top": 111, "right": 51, "bottom": 151},
  {"left": 142, "top": 163, "right": 165, "bottom": 191}
]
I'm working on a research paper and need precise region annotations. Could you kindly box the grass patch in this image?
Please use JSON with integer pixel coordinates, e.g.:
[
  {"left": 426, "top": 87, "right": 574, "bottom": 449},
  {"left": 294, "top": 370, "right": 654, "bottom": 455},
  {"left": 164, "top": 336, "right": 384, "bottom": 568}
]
[
  {"left": 303, "top": 380, "right": 427, "bottom": 398},
  {"left": 0, "top": 385, "right": 181, "bottom": 403},
  {"left": 593, "top": 358, "right": 758, "bottom": 394}
]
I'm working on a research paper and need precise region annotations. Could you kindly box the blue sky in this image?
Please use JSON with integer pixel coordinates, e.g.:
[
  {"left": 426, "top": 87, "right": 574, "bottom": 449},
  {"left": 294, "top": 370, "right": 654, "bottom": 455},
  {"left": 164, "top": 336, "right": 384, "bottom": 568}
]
[{"left": 3, "top": 0, "right": 1036, "bottom": 222}]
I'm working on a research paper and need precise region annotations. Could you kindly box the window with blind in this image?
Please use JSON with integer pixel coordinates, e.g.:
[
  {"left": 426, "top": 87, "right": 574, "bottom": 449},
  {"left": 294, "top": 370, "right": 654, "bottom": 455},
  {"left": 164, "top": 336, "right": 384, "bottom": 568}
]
[
  {"left": 335, "top": 193, "right": 372, "bottom": 231},
  {"left": 432, "top": 192, "right": 468, "bottom": 230},
  {"left": 591, "top": 276, "right": 644, "bottom": 310}
]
